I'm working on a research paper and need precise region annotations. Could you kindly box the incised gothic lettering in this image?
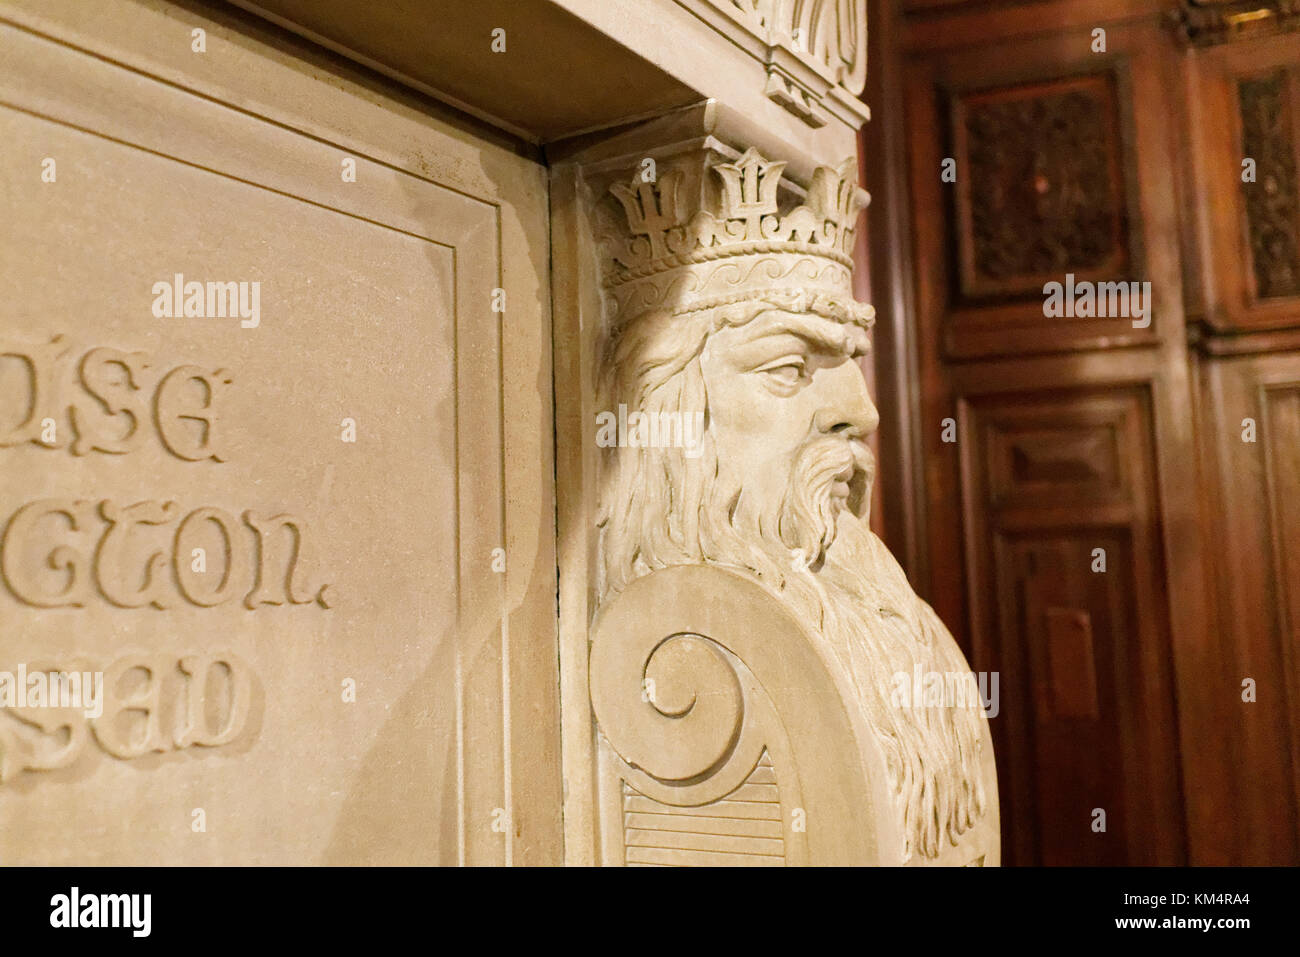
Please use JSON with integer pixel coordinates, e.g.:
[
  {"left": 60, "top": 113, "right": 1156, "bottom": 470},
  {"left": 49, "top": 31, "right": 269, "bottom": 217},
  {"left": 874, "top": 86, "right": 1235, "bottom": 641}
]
[
  {"left": 0, "top": 337, "right": 333, "bottom": 611},
  {"left": 0, "top": 651, "right": 254, "bottom": 783},
  {"left": 1, "top": 498, "right": 333, "bottom": 610}
]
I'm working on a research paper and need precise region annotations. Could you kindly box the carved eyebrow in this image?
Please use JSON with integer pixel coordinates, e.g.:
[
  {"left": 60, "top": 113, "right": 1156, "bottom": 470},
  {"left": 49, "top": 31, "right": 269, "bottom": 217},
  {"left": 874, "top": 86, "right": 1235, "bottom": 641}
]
[{"left": 745, "top": 316, "right": 867, "bottom": 358}]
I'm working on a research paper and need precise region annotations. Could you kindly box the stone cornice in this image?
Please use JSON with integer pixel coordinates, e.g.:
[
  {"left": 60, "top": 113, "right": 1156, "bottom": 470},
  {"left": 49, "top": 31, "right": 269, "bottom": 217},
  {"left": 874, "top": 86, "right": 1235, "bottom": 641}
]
[{"left": 676, "top": 0, "right": 871, "bottom": 128}]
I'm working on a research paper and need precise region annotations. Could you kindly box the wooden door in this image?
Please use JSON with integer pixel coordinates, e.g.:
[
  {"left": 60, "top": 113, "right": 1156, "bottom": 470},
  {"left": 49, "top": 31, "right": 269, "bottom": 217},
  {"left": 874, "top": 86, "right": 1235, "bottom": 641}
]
[
  {"left": 890, "top": 2, "right": 1204, "bottom": 865},
  {"left": 873, "top": 0, "right": 1300, "bottom": 866}
]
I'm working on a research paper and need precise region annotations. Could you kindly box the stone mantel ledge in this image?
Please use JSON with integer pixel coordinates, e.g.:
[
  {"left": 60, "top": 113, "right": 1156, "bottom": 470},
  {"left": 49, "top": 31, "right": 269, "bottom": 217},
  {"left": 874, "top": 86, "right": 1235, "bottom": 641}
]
[{"left": 551, "top": 0, "right": 869, "bottom": 155}]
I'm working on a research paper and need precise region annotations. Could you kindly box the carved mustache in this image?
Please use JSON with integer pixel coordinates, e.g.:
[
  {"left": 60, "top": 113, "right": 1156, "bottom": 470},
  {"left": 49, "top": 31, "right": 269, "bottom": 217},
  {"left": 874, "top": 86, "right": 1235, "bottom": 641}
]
[
  {"left": 801, "top": 437, "right": 873, "bottom": 517},
  {"left": 851, "top": 440, "right": 875, "bottom": 483},
  {"left": 777, "top": 436, "right": 873, "bottom": 562}
]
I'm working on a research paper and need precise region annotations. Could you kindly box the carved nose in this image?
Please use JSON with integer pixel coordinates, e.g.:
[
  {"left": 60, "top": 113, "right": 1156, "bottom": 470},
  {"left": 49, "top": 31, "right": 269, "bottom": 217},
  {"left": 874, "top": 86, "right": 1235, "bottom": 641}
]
[{"left": 816, "top": 366, "right": 879, "bottom": 437}]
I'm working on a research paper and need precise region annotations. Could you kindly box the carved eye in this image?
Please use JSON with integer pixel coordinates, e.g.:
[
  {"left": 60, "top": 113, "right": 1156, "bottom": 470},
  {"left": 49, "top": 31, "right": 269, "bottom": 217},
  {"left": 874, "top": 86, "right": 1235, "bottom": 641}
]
[{"left": 756, "top": 358, "right": 806, "bottom": 387}]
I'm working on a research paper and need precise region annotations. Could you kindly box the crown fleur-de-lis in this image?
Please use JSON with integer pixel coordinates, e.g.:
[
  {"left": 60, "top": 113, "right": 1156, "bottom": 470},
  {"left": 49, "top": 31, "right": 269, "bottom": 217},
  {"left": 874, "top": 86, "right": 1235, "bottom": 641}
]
[
  {"left": 807, "top": 158, "right": 868, "bottom": 254},
  {"left": 713, "top": 148, "right": 786, "bottom": 240},
  {"left": 604, "top": 149, "right": 865, "bottom": 290},
  {"left": 610, "top": 170, "right": 685, "bottom": 261}
]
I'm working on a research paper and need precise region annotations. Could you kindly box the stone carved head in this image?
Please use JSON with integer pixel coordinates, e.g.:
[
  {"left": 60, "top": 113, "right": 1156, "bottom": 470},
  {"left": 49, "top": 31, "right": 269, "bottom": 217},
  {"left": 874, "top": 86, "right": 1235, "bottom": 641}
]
[{"left": 596, "top": 149, "right": 989, "bottom": 861}]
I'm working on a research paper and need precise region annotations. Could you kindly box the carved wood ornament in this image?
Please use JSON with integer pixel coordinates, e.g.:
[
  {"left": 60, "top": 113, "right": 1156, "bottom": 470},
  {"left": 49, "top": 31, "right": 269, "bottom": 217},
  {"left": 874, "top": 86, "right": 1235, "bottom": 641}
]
[
  {"left": 1170, "top": 0, "right": 1300, "bottom": 46},
  {"left": 952, "top": 74, "right": 1130, "bottom": 303},
  {"left": 1238, "top": 69, "right": 1300, "bottom": 300}
]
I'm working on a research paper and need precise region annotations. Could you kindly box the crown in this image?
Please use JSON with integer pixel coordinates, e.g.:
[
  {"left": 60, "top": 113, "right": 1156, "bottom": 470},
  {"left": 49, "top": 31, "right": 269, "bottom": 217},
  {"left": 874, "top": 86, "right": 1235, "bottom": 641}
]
[{"left": 604, "top": 149, "right": 872, "bottom": 328}]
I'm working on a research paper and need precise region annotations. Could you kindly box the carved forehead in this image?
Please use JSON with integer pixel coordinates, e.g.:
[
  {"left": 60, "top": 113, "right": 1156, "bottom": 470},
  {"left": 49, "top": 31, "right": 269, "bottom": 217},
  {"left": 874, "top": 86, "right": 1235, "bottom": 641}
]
[{"left": 712, "top": 308, "right": 871, "bottom": 357}]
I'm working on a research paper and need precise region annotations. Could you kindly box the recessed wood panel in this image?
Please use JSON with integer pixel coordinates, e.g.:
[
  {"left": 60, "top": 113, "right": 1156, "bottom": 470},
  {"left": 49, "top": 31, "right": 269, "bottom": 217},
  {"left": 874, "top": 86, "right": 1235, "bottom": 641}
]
[
  {"left": 1042, "top": 605, "right": 1100, "bottom": 721},
  {"left": 1197, "top": 352, "right": 1300, "bottom": 863},
  {"left": 964, "top": 386, "right": 1185, "bottom": 866},
  {"left": 1263, "top": 384, "right": 1300, "bottom": 652},
  {"left": 1186, "top": 35, "right": 1300, "bottom": 337},
  {"left": 994, "top": 531, "right": 1131, "bottom": 865},
  {"left": 917, "top": 54, "right": 1160, "bottom": 361},
  {"left": 981, "top": 391, "right": 1138, "bottom": 509},
  {"left": 1238, "top": 68, "right": 1300, "bottom": 302},
  {"left": 951, "top": 73, "right": 1130, "bottom": 302}
]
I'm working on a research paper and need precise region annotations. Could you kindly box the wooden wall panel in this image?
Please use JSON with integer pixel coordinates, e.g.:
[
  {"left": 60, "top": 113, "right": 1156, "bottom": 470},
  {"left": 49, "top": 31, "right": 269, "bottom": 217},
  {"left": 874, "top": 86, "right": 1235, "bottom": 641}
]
[
  {"left": 1186, "top": 33, "right": 1300, "bottom": 338},
  {"left": 1238, "top": 69, "right": 1300, "bottom": 303},
  {"left": 1184, "top": 25, "right": 1300, "bottom": 864},
  {"left": 951, "top": 73, "right": 1132, "bottom": 302},
  {"left": 961, "top": 387, "right": 1185, "bottom": 865},
  {"left": 1196, "top": 354, "right": 1300, "bottom": 863},
  {"left": 881, "top": 0, "right": 1300, "bottom": 863},
  {"left": 893, "top": 5, "right": 1217, "bottom": 865},
  {"left": 933, "top": 64, "right": 1160, "bottom": 361}
]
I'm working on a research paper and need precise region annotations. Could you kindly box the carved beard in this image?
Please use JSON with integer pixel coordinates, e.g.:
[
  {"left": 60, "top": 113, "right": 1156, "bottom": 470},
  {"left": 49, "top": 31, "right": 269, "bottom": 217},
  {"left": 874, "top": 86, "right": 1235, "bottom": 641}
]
[{"left": 701, "top": 433, "right": 988, "bottom": 862}]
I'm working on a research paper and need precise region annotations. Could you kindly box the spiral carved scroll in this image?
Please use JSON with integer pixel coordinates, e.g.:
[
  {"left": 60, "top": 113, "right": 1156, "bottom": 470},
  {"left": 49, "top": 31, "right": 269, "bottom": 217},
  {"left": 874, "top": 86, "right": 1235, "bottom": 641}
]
[
  {"left": 588, "top": 564, "right": 889, "bottom": 862},
  {"left": 590, "top": 581, "right": 774, "bottom": 805}
]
